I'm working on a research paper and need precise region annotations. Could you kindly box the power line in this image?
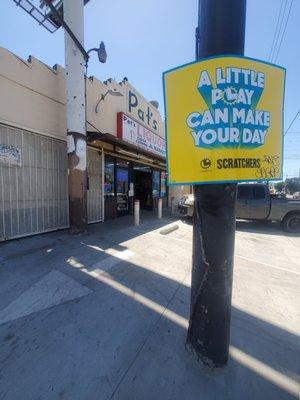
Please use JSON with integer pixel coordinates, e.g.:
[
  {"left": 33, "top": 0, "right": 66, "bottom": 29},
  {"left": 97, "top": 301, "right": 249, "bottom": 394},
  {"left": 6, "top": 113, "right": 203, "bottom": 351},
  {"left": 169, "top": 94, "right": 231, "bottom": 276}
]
[
  {"left": 284, "top": 109, "right": 300, "bottom": 136},
  {"left": 273, "top": 0, "right": 294, "bottom": 62},
  {"left": 268, "top": 0, "right": 286, "bottom": 61}
]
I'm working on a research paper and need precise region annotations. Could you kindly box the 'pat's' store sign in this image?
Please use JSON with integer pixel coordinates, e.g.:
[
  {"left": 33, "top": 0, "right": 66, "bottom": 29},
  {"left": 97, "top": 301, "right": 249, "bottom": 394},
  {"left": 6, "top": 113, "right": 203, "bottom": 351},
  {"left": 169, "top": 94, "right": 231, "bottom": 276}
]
[{"left": 127, "top": 87, "right": 162, "bottom": 134}]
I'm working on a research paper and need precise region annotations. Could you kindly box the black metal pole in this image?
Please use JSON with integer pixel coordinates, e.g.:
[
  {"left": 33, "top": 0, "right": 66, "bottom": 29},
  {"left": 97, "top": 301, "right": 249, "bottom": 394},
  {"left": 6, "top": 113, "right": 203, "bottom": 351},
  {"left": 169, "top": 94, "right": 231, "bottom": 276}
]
[{"left": 186, "top": 0, "right": 246, "bottom": 368}]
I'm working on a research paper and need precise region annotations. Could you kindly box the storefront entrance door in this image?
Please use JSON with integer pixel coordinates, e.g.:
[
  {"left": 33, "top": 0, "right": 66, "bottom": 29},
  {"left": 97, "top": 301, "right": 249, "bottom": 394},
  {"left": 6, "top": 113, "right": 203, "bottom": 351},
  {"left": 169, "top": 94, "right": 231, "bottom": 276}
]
[
  {"left": 116, "top": 166, "right": 129, "bottom": 215},
  {"left": 133, "top": 166, "right": 153, "bottom": 210}
]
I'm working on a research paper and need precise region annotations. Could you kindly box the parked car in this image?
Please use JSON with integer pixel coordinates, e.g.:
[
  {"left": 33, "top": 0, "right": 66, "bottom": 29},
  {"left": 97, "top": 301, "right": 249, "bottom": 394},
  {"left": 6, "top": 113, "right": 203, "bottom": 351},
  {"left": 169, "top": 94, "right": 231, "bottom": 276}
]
[
  {"left": 273, "top": 191, "right": 286, "bottom": 199},
  {"left": 178, "top": 194, "right": 194, "bottom": 217},
  {"left": 293, "top": 192, "right": 300, "bottom": 200},
  {"left": 179, "top": 183, "right": 300, "bottom": 233}
]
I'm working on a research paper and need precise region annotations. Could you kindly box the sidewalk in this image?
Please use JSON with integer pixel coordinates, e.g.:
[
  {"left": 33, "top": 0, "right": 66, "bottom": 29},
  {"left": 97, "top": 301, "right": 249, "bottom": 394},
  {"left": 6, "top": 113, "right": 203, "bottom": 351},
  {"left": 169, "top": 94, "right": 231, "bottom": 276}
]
[{"left": 0, "top": 213, "right": 299, "bottom": 400}]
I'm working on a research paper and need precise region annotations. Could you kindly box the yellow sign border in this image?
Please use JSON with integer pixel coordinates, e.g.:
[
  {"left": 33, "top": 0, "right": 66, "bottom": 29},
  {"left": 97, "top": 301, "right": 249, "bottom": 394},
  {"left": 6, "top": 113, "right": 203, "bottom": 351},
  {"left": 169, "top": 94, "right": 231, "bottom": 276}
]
[{"left": 163, "top": 55, "right": 286, "bottom": 186}]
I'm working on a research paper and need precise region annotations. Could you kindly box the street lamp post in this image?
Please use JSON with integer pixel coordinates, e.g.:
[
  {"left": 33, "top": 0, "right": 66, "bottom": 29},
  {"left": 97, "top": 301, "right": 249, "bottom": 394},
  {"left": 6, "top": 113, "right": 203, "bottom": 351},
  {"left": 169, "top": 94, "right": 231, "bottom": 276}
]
[
  {"left": 186, "top": 0, "right": 247, "bottom": 368},
  {"left": 64, "top": 0, "right": 87, "bottom": 234}
]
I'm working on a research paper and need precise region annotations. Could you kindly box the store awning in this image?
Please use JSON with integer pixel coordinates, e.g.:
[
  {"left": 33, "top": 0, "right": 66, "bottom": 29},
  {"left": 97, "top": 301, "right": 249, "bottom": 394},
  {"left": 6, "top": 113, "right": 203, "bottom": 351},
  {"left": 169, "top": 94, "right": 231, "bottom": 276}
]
[{"left": 87, "top": 131, "right": 166, "bottom": 165}]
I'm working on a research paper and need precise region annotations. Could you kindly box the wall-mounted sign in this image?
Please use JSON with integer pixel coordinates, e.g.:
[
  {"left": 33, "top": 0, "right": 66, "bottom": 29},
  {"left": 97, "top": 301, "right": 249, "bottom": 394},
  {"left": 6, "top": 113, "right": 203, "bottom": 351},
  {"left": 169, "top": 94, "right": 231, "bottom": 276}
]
[
  {"left": 129, "top": 182, "right": 134, "bottom": 197},
  {"left": 163, "top": 56, "right": 285, "bottom": 185},
  {"left": 127, "top": 87, "right": 159, "bottom": 132},
  {"left": 160, "top": 171, "right": 167, "bottom": 197},
  {"left": 0, "top": 144, "right": 22, "bottom": 167},
  {"left": 152, "top": 170, "right": 160, "bottom": 198},
  {"left": 117, "top": 113, "right": 166, "bottom": 158}
]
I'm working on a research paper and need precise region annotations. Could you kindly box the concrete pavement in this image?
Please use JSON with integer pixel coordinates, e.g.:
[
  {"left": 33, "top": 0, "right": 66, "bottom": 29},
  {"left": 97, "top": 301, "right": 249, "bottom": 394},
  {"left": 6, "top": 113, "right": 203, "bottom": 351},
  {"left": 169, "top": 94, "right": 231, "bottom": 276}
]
[{"left": 0, "top": 214, "right": 299, "bottom": 399}]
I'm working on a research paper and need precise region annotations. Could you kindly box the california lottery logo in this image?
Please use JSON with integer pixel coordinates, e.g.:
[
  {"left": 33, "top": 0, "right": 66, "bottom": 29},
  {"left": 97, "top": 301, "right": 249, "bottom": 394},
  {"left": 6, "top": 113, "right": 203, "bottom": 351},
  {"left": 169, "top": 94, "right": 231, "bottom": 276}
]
[
  {"left": 186, "top": 67, "right": 270, "bottom": 149},
  {"left": 222, "top": 87, "right": 238, "bottom": 105},
  {"left": 200, "top": 158, "right": 212, "bottom": 170}
]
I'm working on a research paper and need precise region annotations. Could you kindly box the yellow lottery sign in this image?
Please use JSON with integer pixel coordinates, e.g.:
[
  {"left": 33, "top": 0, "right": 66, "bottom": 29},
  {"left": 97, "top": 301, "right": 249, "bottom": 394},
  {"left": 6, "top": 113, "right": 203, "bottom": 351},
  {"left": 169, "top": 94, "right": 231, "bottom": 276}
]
[{"left": 163, "top": 56, "right": 285, "bottom": 185}]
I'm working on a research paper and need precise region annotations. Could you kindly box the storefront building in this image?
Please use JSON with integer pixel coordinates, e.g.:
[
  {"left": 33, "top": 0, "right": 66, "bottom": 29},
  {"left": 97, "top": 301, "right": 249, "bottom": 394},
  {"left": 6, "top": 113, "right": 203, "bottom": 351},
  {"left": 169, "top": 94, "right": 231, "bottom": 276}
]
[
  {"left": 103, "top": 157, "right": 167, "bottom": 219},
  {"left": 91, "top": 111, "right": 167, "bottom": 220},
  {"left": 0, "top": 46, "right": 169, "bottom": 241}
]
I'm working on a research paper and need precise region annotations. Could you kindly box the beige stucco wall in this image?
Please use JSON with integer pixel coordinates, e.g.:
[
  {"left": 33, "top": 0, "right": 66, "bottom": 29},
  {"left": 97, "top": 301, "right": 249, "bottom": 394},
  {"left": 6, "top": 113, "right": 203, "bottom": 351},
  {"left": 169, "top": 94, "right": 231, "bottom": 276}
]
[
  {"left": 0, "top": 47, "right": 192, "bottom": 206},
  {"left": 0, "top": 46, "right": 164, "bottom": 141}
]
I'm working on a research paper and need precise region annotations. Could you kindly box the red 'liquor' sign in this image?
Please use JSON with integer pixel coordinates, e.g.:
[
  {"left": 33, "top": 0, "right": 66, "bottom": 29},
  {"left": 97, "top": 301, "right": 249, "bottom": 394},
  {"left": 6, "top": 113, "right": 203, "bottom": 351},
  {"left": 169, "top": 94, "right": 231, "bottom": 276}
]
[{"left": 117, "top": 113, "right": 166, "bottom": 158}]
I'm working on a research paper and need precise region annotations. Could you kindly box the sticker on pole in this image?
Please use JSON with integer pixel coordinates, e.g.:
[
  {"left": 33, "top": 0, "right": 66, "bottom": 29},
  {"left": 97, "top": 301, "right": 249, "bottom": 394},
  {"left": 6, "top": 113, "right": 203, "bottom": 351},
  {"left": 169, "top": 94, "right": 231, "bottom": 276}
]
[{"left": 163, "top": 56, "right": 285, "bottom": 185}]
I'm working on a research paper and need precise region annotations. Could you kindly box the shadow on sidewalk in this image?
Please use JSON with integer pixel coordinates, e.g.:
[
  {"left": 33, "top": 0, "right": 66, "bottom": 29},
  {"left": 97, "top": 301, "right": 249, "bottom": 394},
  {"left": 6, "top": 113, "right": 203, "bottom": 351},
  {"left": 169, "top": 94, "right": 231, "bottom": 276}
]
[{"left": 0, "top": 214, "right": 299, "bottom": 400}]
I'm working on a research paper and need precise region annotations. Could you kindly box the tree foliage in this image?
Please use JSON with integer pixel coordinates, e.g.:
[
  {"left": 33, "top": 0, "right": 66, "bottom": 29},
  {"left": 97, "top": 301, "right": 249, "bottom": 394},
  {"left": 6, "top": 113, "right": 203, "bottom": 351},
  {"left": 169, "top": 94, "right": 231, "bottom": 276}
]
[
  {"left": 274, "top": 181, "right": 285, "bottom": 192},
  {"left": 285, "top": 177, "right": 300, "bottom": 194}
]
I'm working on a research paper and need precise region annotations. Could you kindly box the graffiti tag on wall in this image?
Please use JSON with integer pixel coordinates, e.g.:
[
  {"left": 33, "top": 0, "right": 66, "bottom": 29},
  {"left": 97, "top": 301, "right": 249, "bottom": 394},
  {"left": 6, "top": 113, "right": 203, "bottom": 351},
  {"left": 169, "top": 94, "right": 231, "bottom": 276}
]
[{"left": 0, "top": 144, "right": 22, "bottom": 167}]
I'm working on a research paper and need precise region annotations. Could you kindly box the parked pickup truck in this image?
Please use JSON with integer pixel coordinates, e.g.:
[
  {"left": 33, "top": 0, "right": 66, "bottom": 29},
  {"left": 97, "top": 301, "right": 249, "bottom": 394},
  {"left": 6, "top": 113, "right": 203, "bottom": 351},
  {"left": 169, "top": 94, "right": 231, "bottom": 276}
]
[{"left": 179, "top": 183, "right": 300, "bottom": 233}]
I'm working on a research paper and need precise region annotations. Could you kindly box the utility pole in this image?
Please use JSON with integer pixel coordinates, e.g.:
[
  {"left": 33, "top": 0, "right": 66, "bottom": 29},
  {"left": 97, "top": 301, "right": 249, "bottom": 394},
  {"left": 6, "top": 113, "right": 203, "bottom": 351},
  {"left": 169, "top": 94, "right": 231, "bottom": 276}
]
[
  {"left": 186, "top": 0, "right": 246, "bottom": 368},
  {"left": 64, "top": 0, "right": 88, "bottom": 234}
]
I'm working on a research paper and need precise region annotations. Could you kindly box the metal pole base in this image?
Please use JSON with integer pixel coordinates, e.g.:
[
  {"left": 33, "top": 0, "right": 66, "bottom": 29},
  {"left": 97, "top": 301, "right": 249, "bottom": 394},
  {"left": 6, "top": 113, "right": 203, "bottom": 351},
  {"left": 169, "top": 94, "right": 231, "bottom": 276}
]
[
  {"left": 134, "top": 200, "right": 140, "bottom": 226},
  {"left": 186, "top": 183, "right": 237, "bottom": 368},
  {"left": 158, "top": 198, "right": 163, "bottom": 219},
  {"left": 68, "top": 150, "right": 88, "bottom": 235}
]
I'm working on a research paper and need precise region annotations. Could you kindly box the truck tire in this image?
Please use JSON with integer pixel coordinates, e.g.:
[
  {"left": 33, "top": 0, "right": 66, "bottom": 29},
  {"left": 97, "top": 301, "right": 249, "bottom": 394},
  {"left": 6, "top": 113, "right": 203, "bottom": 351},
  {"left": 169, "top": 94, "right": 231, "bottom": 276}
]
[{"left": 282, "top": 212, "right": 300, "bottom": 233}]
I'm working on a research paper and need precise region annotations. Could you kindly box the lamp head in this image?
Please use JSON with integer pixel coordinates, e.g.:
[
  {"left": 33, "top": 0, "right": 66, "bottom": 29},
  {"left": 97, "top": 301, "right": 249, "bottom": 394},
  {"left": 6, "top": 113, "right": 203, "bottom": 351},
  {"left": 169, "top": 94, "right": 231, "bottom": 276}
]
[
  {"left": 98, "top": 42, "right": 107, "bottom": 63},
  {"left": 108, "top": 89, "right": 123, "bottom": 97}
]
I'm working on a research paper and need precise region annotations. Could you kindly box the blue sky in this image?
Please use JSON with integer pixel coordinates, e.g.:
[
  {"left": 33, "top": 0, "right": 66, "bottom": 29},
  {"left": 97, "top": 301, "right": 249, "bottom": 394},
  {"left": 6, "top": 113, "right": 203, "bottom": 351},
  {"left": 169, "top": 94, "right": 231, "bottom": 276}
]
[{"left": 0, "top": 0, "right": 299, "bottom": 178}]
